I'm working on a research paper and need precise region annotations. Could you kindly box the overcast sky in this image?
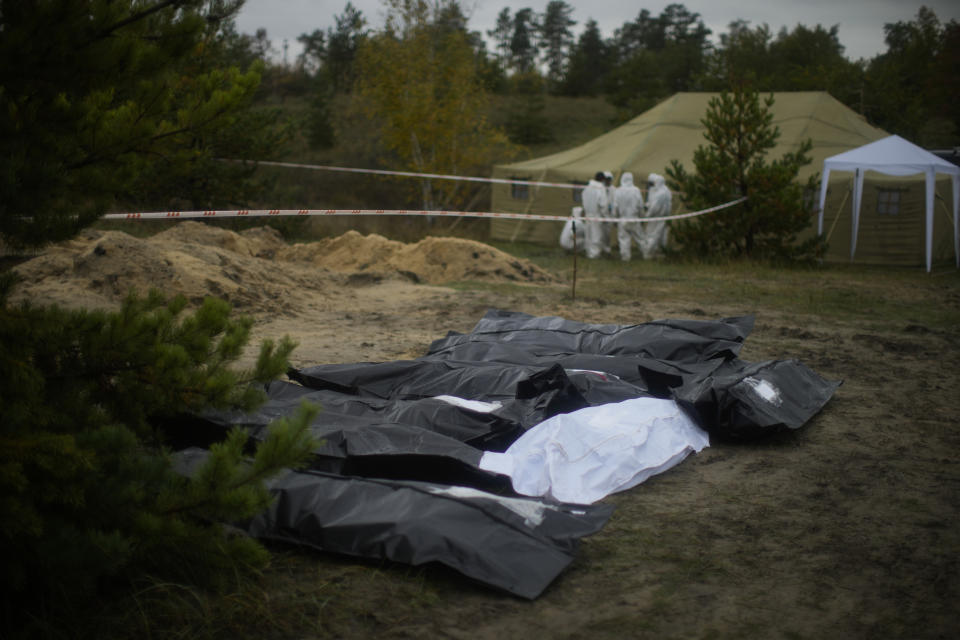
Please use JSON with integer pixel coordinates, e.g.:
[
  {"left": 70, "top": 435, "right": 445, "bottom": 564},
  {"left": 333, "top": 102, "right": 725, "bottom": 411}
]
[{"left": 234, "top": 0, "right": 959, "bottom": 64}]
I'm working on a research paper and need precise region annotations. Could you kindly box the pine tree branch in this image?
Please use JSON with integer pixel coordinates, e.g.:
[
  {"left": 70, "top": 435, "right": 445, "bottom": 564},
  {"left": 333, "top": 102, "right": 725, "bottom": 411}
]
[
  {"left": 161, "top": 413, "right": 317, "bottom": 517},
  {"left": 65, "top": 102, "right": 240, "bottom": 172},
  {"left": 86, "top": 1, "right": 190, "bottom": 47}
]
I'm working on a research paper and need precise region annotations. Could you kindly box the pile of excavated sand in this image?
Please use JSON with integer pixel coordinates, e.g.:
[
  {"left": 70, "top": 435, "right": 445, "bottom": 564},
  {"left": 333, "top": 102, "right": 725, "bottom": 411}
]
[
  {"left": 10, "top": 222, "right": 555, "bottom": 312},
  {"left": 278, "top": 230, "right": 556, "bottom": 285},
  {"left": 10, "top": 224, "right": 347, "bottom": 314},
  {"left": 153, "top": 221, "right": 288, "bottom": 258}
]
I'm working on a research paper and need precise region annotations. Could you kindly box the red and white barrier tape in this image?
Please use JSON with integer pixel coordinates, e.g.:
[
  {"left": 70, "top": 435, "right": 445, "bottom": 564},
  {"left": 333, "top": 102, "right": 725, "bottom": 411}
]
[{"left": 103, "top": 198, "right": 745, "bottom": 223}]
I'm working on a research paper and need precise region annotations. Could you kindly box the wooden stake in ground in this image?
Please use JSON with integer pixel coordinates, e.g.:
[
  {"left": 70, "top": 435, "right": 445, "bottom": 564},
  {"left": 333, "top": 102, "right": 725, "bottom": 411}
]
[{"left": 571, "top": 220, "right": 578, "bottom": 302}]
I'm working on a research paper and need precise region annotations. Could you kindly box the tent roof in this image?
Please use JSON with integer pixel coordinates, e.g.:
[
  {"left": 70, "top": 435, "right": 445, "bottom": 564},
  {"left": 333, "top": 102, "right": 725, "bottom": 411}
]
[
  {"left": 496, "top": 92, "right": 889, "bottom": 182},
  {"left": 824, "top": 134, "right": 960, "bottom": 177}
]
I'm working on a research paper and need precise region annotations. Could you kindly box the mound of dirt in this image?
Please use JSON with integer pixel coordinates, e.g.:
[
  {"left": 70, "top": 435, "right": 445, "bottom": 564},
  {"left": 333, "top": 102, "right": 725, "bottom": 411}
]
[
  {"left": 278, "top": 230, "right": 556, "bottom": 285},
  {"left": 10, "top": 222, "right": 554, "bottom": 313},
  {"left": 153, "top": 222, "right": 288, "bottom": 258},
  {"left": 10, "top": 224, "right": 347, "bottom": 314},
  {"left": 280, "top": 231, "right": 404, "bottom": 274}
]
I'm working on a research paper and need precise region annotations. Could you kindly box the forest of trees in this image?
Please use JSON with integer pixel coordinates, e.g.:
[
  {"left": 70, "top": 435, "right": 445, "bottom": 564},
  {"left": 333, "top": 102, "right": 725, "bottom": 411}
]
[
  {"left": 4, "top": 0, "right": 955, "bottom": 243},
  {"left": 278, "top": 1, "right": 959, "bottom": 150}
]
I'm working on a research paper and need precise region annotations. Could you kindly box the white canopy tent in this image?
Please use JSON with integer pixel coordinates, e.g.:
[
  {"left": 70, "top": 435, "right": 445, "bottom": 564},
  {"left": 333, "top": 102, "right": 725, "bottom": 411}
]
[{"left": 817, "top": 135, "right": 959, "bottom": 272}]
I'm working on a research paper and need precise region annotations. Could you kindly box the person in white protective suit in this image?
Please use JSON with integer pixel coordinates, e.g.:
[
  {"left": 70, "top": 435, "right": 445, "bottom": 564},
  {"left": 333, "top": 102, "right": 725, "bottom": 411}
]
[
  {"left": 613, "top": 172, "right": 644, "bottom": 261},
  {"left": 641, "top": 173, "right": 671, "bottom": 259},
  {"left": 601, "top": 171, "right": 616, "bottom": 254},
  {"left": 581, "top": 172, "right": 609, "bottom": 259},
  {"left": 559, "top": 206, "right": 586, "bottom": 252}
]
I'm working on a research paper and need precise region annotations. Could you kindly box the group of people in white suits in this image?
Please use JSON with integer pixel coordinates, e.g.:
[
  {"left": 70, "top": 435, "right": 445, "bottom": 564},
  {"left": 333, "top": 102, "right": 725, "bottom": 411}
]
[{"left": 559, "top": 170, "right": 671, "bottom": 260}]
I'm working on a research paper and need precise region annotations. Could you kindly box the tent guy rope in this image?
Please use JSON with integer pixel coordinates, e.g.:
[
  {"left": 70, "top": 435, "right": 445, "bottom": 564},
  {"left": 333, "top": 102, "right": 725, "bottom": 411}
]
[
  {"left": 219, "top": 159, "right": 688, "bottom": 196},
  {"left": 222, "top": 158, "right": 590, "bottom": 190}
]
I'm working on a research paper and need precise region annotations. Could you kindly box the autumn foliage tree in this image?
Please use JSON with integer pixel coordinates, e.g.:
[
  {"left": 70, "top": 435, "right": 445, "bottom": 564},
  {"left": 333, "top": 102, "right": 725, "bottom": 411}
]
[{"left": 354, "top": 0, "right": 515, "bottom": 211}]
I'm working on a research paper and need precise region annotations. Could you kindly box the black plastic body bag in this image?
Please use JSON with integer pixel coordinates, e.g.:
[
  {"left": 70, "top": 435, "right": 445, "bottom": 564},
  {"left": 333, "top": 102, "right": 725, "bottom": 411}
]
[{"left": 178, "top": 309, "right": 839, "bottom": 598}]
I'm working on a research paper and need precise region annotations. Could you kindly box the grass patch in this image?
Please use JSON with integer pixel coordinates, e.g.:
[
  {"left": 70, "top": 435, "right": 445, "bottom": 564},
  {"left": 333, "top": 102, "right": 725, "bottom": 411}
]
[{"left": 487, "top": 243, "right": 960, "bottom": 331}]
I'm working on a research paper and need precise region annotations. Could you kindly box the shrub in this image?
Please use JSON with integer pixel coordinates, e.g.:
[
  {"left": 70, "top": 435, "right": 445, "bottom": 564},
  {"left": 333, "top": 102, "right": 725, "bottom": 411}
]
[{"left": 0, "top": 275, "right": 316, "bottom": 627}]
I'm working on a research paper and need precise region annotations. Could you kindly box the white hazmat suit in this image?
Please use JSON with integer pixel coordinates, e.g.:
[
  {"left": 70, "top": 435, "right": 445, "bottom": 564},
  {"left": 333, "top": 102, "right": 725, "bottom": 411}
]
[
  {"left": 558, "top": 206, "right": 586, "bottom": 252},
  {"left": 581, "top": 177, "right": 609, "bottom": 259},
  {"left": 641, "top": 173, "right": 671, "bottom": 259},
  {"left": 613, "top": 172, "right": 644, "bottom": 261},
  {"left": 602, "top": 171, "right": 616, "bottom": 254}
]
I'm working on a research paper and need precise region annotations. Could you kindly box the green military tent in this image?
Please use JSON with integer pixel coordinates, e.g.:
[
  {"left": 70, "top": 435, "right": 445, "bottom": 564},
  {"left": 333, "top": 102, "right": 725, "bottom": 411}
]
[{"left": 490, "top": 91, "right": 958, "bottom": 267}]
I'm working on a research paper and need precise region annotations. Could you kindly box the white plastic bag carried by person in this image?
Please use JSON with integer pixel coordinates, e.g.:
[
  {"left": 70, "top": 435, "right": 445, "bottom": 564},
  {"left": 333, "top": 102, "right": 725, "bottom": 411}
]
[
  {"left": 641, "top": 173, "right": 671, "bottom": 259},
  {"left": 559, "top": 206, "right": 586, "bottom": 251},
  {"left": 614, "top": 172, "right": 644, "bottom": 261}
]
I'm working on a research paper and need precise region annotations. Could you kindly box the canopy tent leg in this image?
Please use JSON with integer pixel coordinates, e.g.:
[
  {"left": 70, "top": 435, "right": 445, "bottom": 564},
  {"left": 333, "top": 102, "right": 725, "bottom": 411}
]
[{"left": 817, "top": 168, "right": 831, "bottom": 236}]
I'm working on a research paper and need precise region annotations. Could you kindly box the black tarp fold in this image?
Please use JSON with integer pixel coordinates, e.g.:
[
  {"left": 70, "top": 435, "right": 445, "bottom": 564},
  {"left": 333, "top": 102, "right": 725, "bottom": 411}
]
[
  {"left": 249, "top": 470, "right": 613, "bottom": 599},
  {"left": 427, "top": 310, "right": 755, "bottom": 363}
]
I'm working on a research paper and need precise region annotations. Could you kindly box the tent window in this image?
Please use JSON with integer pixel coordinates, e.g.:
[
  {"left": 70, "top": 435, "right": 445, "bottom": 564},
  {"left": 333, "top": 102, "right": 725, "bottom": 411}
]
[
  {"left": 877, "top": 188, "right": 901, "bottom": 215},
  {"left": 511, "top": 177, "right": 530, "bottom": 200},
  {"left": 571, "top": 181, "right": 586, "bottom": 203}
]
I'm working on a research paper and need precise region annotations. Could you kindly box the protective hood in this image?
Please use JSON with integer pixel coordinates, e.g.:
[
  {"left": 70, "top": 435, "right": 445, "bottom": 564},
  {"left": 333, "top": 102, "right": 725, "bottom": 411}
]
[
  {"left": 648, "top": 173, "right": 665, "bottom": 189},
  {"left": 620, "top": 172, "right": 634, "bottom": 188}
]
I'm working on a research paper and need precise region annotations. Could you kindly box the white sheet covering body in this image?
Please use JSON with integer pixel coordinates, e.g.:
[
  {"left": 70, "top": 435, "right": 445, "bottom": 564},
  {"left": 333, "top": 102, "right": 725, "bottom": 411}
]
[{"left": 479, "top": 397, "right": 709, "bottom": 504}]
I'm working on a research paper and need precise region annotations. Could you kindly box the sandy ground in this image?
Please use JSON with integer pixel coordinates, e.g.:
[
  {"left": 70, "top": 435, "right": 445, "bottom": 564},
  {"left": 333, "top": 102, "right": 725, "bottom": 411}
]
[
  {"left": 10, "top": 223, "right": 959, "bottom": 639},
  {"left": 251, "top": 277, "right": 959, "bottom": 640}
]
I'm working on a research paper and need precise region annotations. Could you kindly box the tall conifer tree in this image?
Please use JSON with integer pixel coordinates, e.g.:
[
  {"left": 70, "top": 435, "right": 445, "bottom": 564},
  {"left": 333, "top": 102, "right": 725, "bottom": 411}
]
[
  {"left": 666, "top": 87, "right": 823, "bottom": 259},
  {"left": 0, "top": 0, "right": 281, "bottom": 247},
  {"left": 538, "top": 1, "right": 576, "bottom": 88}
]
